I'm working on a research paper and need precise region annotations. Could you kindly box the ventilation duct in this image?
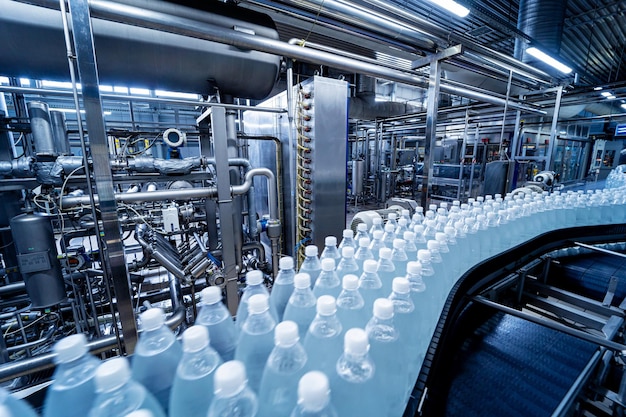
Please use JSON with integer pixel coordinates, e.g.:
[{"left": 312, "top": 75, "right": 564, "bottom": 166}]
[
  {"left": 349, "top": 75, "right": 419, "bottom": 119},
  {"left": 514, "top": 0, "right": 567, "bottom": 64}
]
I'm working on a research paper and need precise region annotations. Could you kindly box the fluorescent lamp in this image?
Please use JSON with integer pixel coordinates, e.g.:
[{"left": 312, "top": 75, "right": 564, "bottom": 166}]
[
  {"left": 601, "top": 91, "right": 612, "bottom": 97},
  {"left": 526, "top": 47, "right": 572, "bottom": 74},
  {"left": 594, "top": 87, "right": 603, "bottom": 91},
  {"left": 426, "top": 0, "right": 469, "bottom": 17},
  {"left": 607, "top": 95, "right": 616, "bottom": 100},
  {"left": 622, "top": 103, "right": 626, "bottom": 110}
]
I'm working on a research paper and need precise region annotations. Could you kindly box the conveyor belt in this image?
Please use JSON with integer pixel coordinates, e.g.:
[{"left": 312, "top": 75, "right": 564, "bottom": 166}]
[{"left": 444, "top": 312, "right": 598, "bottom": 417}]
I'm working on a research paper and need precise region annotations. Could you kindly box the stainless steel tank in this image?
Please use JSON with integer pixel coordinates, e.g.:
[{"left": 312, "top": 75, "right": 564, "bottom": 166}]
[
  {"left": 10, "top": 213, "right": 66, "bottom": 308},
  {"left": 352, "top": 159, "right": 366, "bottom": 195},
  {"left": 26, "top": 101, "right": 57, "bottom": 157},
  {"left": 50, "top": 110, "right": 71, "bottom": 155}
]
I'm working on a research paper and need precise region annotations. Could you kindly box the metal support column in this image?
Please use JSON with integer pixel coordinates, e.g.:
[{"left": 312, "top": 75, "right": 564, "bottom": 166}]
[
  {"left": 210, "top": 107, "right": 240, "bottom": 315},
  {"left": 67, "top": 0, "right": 137, "bottom": 353},
  {"left": 420, "top": 59, "right": 442, "bottom": 208},
  {"left": 545, "top": 86, "right": 564, "bottom": 170}
]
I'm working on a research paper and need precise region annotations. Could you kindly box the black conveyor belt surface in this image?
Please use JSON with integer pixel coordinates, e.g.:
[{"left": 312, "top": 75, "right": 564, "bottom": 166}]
[{"left": 444, "top": 312, "right": 598, "bottom": 417}]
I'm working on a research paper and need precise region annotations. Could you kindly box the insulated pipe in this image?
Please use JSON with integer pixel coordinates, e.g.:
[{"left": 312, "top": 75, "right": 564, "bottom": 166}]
[
  {"left": 70, "top": 0, "right": 545, "bottom": 114},
  {"left": 61, "top": 167, "right": 280, "bottom": 219}
]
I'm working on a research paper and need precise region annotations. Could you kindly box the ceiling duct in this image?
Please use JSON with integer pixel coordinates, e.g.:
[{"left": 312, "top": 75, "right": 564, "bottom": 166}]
[
  {"left": 349, "top": 75, "right": 419, "bottom": 119},
  {"left": 514, "top": 0, "right": 567, "bottom": 65}
]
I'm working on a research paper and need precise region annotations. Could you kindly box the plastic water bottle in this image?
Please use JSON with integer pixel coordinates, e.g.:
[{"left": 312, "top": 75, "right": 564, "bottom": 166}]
[
  {"left": 403, "top": 231, "right": 418, "bottom": 263},
  {"left": 44, "top": 334, "right": 99, "bottom": 417},
  {"left": 338, "top": 229, "right": 356, "bottom": 251},
  {"left": 236, "top": 270, "right": 277, "bottom": 329},
  {"left": 131, "top": 308, "right": 182, "bottom": 412},
  {"left": 169, "top": 326, "right": 221, "bottom": 417},
  {"left": 331, "top": 328, "right": 378, "bottom": 417},
  {"left": 390, "top": 239, "right": 409, "bottom": 279},
  {"left": 400, "top": 209, "right": 411, "bottom": 225},
  {"left": 320, "top": 236, "right": 341, "bottom": 262},
  {"left": 303, "top": 295, "right": 343, "bottom": 378},
  {"left": 124, "top": 410, "right": 154, "bottom": 417},
  {"left": 336, "top": 246, "right": 359, "bottom": 277},
  {"left": 365, "top": 299, "right": 403, "bottom": 416},
  {"left": 395, "top": 218, "right": 409, "bottom": 239},
  {"left": 0, "top": 388, "right": 38, "bottom": 417},
  {"left": 413, "top": 224, "right": 427, "bottom": 251},
  {"left": 354, "top": 237, "right": 374, "bottom": 269},
  {"left": 368, "top": 230, "right": 386, "bottom": 260},
  {"left": 313, "top": 258, "right": 341, "bottom": 299},
  {"left": 368, "top": 216, "right": 384, "bottom": 236},
  {"left": 235, "top": 293, "right": 276, "bottom": 393},
  {"left": 258, "top": 321, "right": 308, "bottom": 417},
  {"left": 376, "top": 247, "right": 396, "bottom": 295},
  {"left": 89, "top": 357, "right": 165, "bottom": 417},
  {"left": 290, "top": 371, "right": 338, "bottom": 417},
  {"left": 208, "top": 361, "right": 258, "bottom": 417},
  {"left": 196, "top": 287, "right": 238, "bottom": 361},
  {"left": 358, "top": 259, "right": 385, "bottom": 312},
  {"left": 386, "top": 212, "right": 398, "bottom": 229},
  {"left": 381, "top": 223, "right": 396, "bottom": 247},
  {"left": 270, "top": 256, "right": 296, "bottom": 321},
  {"left": 336, "top": 274, "right": 367, "bottom": 332},
  {"left": 299, "top": 245, "right": 322, "bottom": 288},
  {"left": 410, "top": 207, "right": 424, "bottom": 229},
  {"left": 284, "top": 273, "right": 317, "bottom": 341},
  {"left": 355, "top": 223, "right": 370, "bottom": 242}
]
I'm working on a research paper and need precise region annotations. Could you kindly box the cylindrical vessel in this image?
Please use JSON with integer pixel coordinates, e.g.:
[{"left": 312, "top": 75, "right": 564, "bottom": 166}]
[
  {"left": 10, "top": 213, "right": 66, "bottom": 308},
  {"left": 50, "top": 110, "right": 71, "bottom": 155},
  {"left": 352, "top": 160, "right": 365, "bottom": 196},
  {"left": 27, "top": 101, "right": 57, "bottom": 157}
]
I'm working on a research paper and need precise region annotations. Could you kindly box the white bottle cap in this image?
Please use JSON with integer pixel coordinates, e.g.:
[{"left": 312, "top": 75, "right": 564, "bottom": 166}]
[
  {"left": 317, "top": 295, "right": 337, "bottom": 315},
  {"left": 279, "top": 256, "right": 294, "bottom": 270},
  {"left": 414, "top": 224, "right": 424, "bottom": 234},
  {"left": 140, "top": 308, "right": 164, "bottom": 332},
  {"left": 388, "top": 213, "right": 397, "bottom": 220},
  {"left": 444, "top": 226, "right": 455, "bottom": 235},
  {"left": 342, "top": 229, "right": 353, "bottom": 238},
  {"left": 398, "top": 218, "right": 407, "bottom": 226},
  {"left": 344, "top": 328, "right": 369, "bottom": 355},
  {"left": 427, "top": 240, "right": 440, "bottom": 252},
  {"left": 454, "top": 220, "right": 465, "bottom": 230},
  {"left": 384, "top": 224, "right": 395, "bottom": 232},
  {"left": 417, "top": 249, "right": 431, "bottom": 262},
  {"left": 342, "top": 246, "right": 355, "bottom": 258},
  {"left": 94, "top": 357, "right": 131, "bottom": 393},
  {"left": 379, "top": 247, "right": 392, "bottom": 259},
  {"left": 435, "top": 233, "right": 447, "bottom": 244},
  {"left": 373, "top": 217, "right": 382, "bottom": 225},
  {"left": 453, "top": 200, "right": 460, "bottom": 206},
  {"left": 359, "top": 237, "right": 370, "bottom": 247},
  {"left": 247, "top": 293, "right": 269, "bottom": 314},
  {"left": 476, "top": 214, "right": 486, "bottom": 222},
  {"left": 429, "top": 204, "right": 437, "bottom": 211},
  {"left": 464, "top": 217, "right": 475, "bottom": 225},
  {"left": 298, "top": 371, "right": 330, "bottom": 412},
  {"left": 392, "top": 239, "right": 405, "bottom": 249},
  {"left": 201, "top": 286, "right": 222, "bottom": 305},
  {"left": 477, "top": 196, "right": 484, "bottom": 202},
  {"left": 416, "top": 206, "right": 424, "bottom": 213},
  {"left": 214, "top": 361, "right": 247, "bottom": 397},
  {"left": 183, "top": 326, "right": 209, "bottom": 353},
  {"left": 246, "top": 270, "right": 264, "bottom": 285},
  {"left": 124, "top": 410, "right": 154, "bottom": 417},
  {"left": 0, "top": 405, "right": 12, "bottom": 417},
  {"left": 392, "top": 277, "right": 410, "bottom": 294},
  {"left": 363, "top": 259, "right": 378, "bottom": 273},
  {"left": 373, "top": 230, "right": 384, "bottom": 239},
  {"left": 294, "top": 273, "right": 311, "bottom": 289},
  {"left": 401, "top": 209, "right": 410, "bottom": 217},
  {"left": 321, "top": 258, "right": 335, "bottom": 271},
  {"left": 325, "top": 236, "right": 337, "bottom": 247},
  {"left": 54, "top": 334, "right": 88, "bottom": 364},
  {"left": 407, "top": 261, "right": 422, "bottom": 274},
  {"left": 357, "top": 223, "right": 368, "bottom": 232},
  {"left": 373, "top": 298, "right": 394, "bottom": 320},
  {"left": 403, "top": 231, "right": 415, "bottom": 241},
  {"left": 342, "top": 274, "right": 359, "bottom": 290},
  {"left": 437, "top": 208, "right": 446, "bottom": 215},
  {"left": 441, "top": 202, "right": 449, "bottom": 208},
  {"left": 305, "top": 246, "right": 319, "bottom": 257},
  {"left": 275, "top": 320, "right": 299, "bottom": 346}
]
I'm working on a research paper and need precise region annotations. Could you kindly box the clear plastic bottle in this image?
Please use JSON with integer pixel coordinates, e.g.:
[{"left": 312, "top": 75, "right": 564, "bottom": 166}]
[
  {"left": 236, "top": 270, "right": 277, "bottom": 330},
  {"left": 405, "top": 261, "right": 426, "bottom": 294},
  {"left": 365, "top": 298, "right": 403, "bottom": 416},
  {"left": 0, "top": 387, "right": 39, "bottom": 417},
  {"left": 303, "top": 296, "right": 343, "bottom": 378},
  {"left": 124, "top": 410, "right": 154, "bottom": 417},
  {"left": 368, "top": 230, "right": 386, "bottom": 260},
  {"left": 131, "top": 308, "right": 183, "bottom": 413},
  {"left": 390, "top": 239, "right": 409, "bottom": 279},
  {"left": 403, "top": 231, "right": 418, "bottom": 264},
  {"left": 320, "top": 236, "right": 341, "bottom": 262},
  {"left": 338, "top": 229, "right": 356, "bottom": 251},
  {"left": 413, "top": 224, "right": 427, "bottom": 251},
  {"left": 235, "top": 293, "right": 277, "bottom": 393},
  {"left": 208, "top": 361, "right": 258, "bottom": 417},
  {"left": 44, "top": 334, "right": 99, "bottom": 417},
  {"left": 355, "top": 223, "right": 370, "bottom": 243},
  {"left": 169, "top": 326, "right": 222, "bottom": 417},
  {"left": 313, "top": 258, "right": 341, "bottom": 299},
  {"left": 376, "top": 247, "right": 396, "bottom": 295},
  {"left": 410, "top": 207, "right": 424, "bottom": 229},
  {"left": 394, "top": 218, "right": 409, "bottom": 240},
  {"left": 381, "top": 223, "right": 396, "bottom": 247},
  {"left": 258, "top": 321, "right": 308, "bottom": 417},
  {"left": 290, "top": 371, "right": 338, "bottom": 417},
  {"left": 299, "top": 245, "right": 322, "bottom": 288},
  {"left": 89, "top": 357, "right": 165, "bottom": 417},
  {"left": 336, "top": 274, "right": 367, "bottom": 332},
  {"left": 358, "top": 259, "right": 385, "bottom": 312},
  {"left": 385, "top": 212, "right": 398, "bottom": 229},
  {"left": 354, "top": 237, "right": 374, "bottom": 269},
  {"left": 336, "top": 246, "right": 359, "bottom": 277},
  {"left": 400, "top": 209, "right": 411, "bottom": 225},
  {"left": 368, "top": 216, "right": 384, "bottom": 236},
  {"left": 270, "top": 256, "right": 296, "bottom": 321},
  {"left": 423, "top": 219, "right": 437, "bottom": 241},
  {"left": 284, "top": 273, "right": 318, "bottom": 341},
  {"left": 331, "top": 328, "right": 379, "bottom": 417},
  {"left": 196, "top": 286, "right": 238, "bottom": 362}
]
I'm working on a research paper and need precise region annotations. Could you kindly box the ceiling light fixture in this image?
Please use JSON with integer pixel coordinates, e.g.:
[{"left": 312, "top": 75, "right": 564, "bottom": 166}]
[
  {"left": 526, "top": 47, "right": 572, "bottom": 74},
  {"left": 601, "top": 92, "right": 612, "bottom": 97},
  {"left": 621, "top": 103, "right": 626, "bottom": 110},
  {"left": 607, "top": 95, "right": 616, "bottom": 100},
  {"left": 426, "top": 0, "right": 469, "bottom": 17},
  {"left": 593, "top": 87, "right": 603, "bottom": 91}
]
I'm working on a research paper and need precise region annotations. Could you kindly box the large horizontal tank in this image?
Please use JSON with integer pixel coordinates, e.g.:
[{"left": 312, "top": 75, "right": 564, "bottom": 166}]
[{"left": 0, "top": 0, "right": 280, "bottom": 99}]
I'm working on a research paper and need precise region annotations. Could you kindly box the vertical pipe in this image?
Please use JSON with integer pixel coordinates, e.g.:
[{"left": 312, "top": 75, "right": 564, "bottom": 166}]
[
  {"left": 421, "top": 60, "right": 442, "bottom": 209},
  {"left": 545, "top": 86, "right": 563, "bottom": 171},
  {"left": 498, "top": 70, "right": 513, "bottom": 158}
]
